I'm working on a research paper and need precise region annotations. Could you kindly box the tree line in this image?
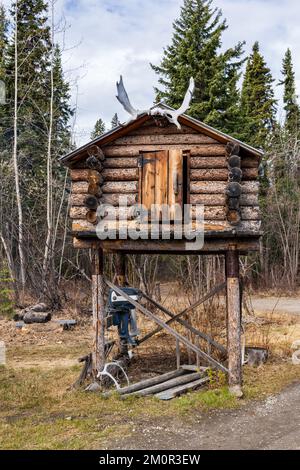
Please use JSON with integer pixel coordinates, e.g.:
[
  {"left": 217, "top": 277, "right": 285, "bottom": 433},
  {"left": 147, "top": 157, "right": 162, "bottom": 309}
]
[
  {"left": 0, "top": 0, "right": 299, "bottom": 314},
  {"left": 150, "top": 0, "right": 300, "bottom": 290}
]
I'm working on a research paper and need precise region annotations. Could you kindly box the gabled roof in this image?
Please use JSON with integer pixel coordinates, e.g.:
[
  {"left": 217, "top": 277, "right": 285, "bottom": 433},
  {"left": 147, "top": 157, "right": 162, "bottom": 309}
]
[{"left": 60, "top": 103, "right": 263, "bottom": 166}]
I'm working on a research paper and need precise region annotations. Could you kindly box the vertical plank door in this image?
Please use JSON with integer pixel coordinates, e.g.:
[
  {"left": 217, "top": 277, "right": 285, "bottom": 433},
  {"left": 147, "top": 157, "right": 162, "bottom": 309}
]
[
  {"left": 168, "top": 149, "right": 183, "bottom": 219},
  {"left": 140, "top": 150, "right": 183, "bottom": 221}
]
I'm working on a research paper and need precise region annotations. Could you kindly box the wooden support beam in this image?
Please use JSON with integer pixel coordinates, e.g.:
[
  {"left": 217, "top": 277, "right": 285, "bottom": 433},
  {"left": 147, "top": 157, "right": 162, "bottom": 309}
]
[
  {"left": 115, "top": 253, "right": 126, "bottom": 286},
  {"left": 105, "top": 279, "right": 228, "bottom": 372},
  {"left": 92, "top": 249, "right": 106, "bottom": 379},
  {"left": 226, "top": 248, "right": 243, "bottom": 394},
  {"left": 106, "top": 369, "right": 186, "bottom": 396},
  {"left": 140, "top": 288, "right": 227, "bottom": 355},
  {"left": 123, "top": 372, "right": 205, "bottom": 397}
]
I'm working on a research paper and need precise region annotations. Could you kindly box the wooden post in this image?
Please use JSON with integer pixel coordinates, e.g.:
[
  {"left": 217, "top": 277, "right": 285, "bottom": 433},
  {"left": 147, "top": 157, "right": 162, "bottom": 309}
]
[
  {"left": 92, "top": 249, "right": 106, "bottom": 379},
  {"left": 115, "top": 253, "right": 126, "bottom": 286},
  {"left": 225, "top": 248, "right": 243, "bottom": 396},
  {"left": 115, "top": 252, "right": 128, "bottom": 357}
]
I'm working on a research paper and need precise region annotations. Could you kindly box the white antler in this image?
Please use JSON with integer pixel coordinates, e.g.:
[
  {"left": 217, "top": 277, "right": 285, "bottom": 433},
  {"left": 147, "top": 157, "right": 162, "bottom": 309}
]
[
  {"left": 116, "top": 76, "right": 148, "bottom": 125},
  {"left": 151, "top": 77, "right": 195, "bottom": 129}
]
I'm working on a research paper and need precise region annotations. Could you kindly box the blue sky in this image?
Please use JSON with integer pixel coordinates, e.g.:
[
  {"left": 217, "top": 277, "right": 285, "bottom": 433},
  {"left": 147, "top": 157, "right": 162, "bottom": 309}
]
[{"left": 2, "top": 0, "right": 300, "bottom": 145}]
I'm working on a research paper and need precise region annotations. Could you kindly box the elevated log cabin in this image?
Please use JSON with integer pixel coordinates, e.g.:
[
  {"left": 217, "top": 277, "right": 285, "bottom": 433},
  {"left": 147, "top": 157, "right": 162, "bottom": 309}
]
[{"left": 61, "top": 105, "right": 263, "bottom": 393}]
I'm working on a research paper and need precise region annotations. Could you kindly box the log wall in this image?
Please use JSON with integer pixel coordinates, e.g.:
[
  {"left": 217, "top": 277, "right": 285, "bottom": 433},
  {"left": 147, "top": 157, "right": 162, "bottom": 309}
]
[{"left": 69, "top": 121, "right": 261, "bottom": 237}]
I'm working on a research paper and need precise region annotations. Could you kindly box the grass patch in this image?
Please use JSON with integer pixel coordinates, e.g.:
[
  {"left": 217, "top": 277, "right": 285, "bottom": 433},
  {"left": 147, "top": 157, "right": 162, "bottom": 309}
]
[
  {"left": 172, "top": 386, "right": 238, "bottom": 414},
  {"left": 1, "top": 354, "right": 300, "bottom": 449}
]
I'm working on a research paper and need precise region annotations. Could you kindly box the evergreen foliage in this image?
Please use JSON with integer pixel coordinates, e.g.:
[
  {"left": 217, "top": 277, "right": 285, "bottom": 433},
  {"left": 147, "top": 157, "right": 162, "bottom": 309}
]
[
  {"left": 0, "top": 0, "right": 72, "bottom": 201},
  {"left": 240, "top": 42, "right": 277, "bottom": 148},
  {"left": 278, "top": 48, "right": 300, "bottom": 133},
  {"left": 151, "top": 0, "right": 245, "bottom": 136},
  {"left": 91, "top": 118, "right": 106, "bottom": 139},
  {"left": 111, "top": 113, "right": 120, "bottom": 129}
]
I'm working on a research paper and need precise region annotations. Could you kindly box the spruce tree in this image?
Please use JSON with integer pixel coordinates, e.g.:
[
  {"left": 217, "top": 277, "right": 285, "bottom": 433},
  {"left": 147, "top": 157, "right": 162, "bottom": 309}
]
[
  {"left": 0, "top": 4, "right": 8, "bottom": 149},
  {"left": 111, "top": 113, "right": 120, "bottom": 129},
  {"left": 91, "top": 118, "right": 106, "bottom": 139},
  {"left": 278, "top": 48, "right": 300, "bottom": 133},
  {"left": 5, "top": 0, "right": 52, "bottom": 175},
  {"left": 151, "top": 0, "right": 245, "bottom": 136},
  {"left": 240, "top": 42, "right": 277, "bottom": 148},
  {"left": 51, "top": 44, "right": 73, "bottom": 159},
  {"left": 0, "top": 4, "right": 7, "bottom": 84}
]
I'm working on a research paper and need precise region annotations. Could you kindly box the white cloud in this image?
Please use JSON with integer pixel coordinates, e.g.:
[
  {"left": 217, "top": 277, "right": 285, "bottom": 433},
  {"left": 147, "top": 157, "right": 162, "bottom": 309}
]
[{"left": 2, "top": 0, "right": 300, "bottom": 144}]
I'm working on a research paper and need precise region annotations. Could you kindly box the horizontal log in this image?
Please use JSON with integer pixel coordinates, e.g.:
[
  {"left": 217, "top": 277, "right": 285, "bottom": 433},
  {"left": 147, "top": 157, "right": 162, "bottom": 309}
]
[
  {"left": 102, "top": 181, "right": 138, "bottom": 194},
  {"left": 88, "top": 182, "right": 102, "bottom": 197},
  {"left": 190, "top": 156, "right": 227, "bottom": 169},
  {"left": 190, "top": 167, "right": 257, "bottom": 181},
  {"left": 71, "top": 181, "right": 102, "bottom": 197},
  {"left": 87, "top": 144, "right": 105, "bottom": 161},
  {"left": 70, "top": 205, "right": 259, "bottom": 222},
  {"left": 190, "top": 194, "right": 226, "bottom": 205},
  {"left": 102, "top": 168, "right": 139, "bottom": 181},
  {"left": 72, "top": 159, "right": 103, "bottom": 171},
  {"left": 242, "top": 157, "right": 259, "bottom": 168},
  {"left": 190, "top": 181, "right": 259, "bottom": 194},
  {"left": 86, "top": 210, "right": 98, "bottom": 224},
  {"left": 240, "top": 206, "right": 260, "bottom": 220},
  {"left": 191, "top": 206, "right": 260, "bottom": 221},
  {"left": 70, "top": 169, "right": 101, "bottom": 182},
  {"left": 72, "top": 181, "right": 89, "bottom": 193},
  {"left": 103, "top": 157, "right": 138, "bottom": 168},
  {"left": 113, "top": 134, "right": 218, "bottom": 146},
  {"left": 70, "top": 206, "right": 88, "bottom": 219},
  {"left": 70, "top": 193, "right": 99, "bottom": 206},
  {"left": 226, "top": 182, "right": 242, "bottom": 198},
  {"left": 125, "top": 372, "right": 204, "bottom": 397},
  {"left": 191, "top": 169, "right": 228, "bottom": 181},
  {"left": 72, "top": 219, "right": 261, "bottom": 235},
  {"left": 228, "top": 155, "right": 241, "bottom": 168},
  {"left": 189, "top": 193, "right": 259, "bottom": 206},
  {"left": 190, "top": 156, "right": 258, "bottom": 169},
  {"left": 84, "top": 195, "right": 99, "bottom": 210},
  {"left": 131, "top": 124, "right": 199, "bottom": 135},
  {"left": 101, "top": 193, "right": 138, "bottom": 206},
  {"left": 189, "top": 145, "right": 226, "bottom": 156},
  {"left": 109, "top": 369, "right": 186, "bottom": 396},
  {"left": 104, "top": 144, "right": 226, "bottom": 157},
  {"left": 73, "top": 237, "right": 261, "bottom": 252},
  {"left": 192, "top": 206, "right": 225, "bottom": 220},
  {"left": 226, "top": 209, "right": 241, "bottom": 225}
]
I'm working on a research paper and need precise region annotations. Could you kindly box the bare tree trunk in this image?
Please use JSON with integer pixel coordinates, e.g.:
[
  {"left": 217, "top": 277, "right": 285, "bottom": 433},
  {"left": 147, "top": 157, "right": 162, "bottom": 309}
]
[
  {"left": 12, "top": 1, "right": 26, "bottom": 291},
  {"left": 43, "top": 0, "right": 55, "bottom": 278},
  {"left": 0, "top": 232, "right": 14, "bottom": 281}
]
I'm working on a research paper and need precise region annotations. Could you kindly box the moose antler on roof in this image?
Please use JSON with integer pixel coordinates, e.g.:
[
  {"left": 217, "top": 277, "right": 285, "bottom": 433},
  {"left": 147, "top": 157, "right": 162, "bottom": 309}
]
[
  {"left": 116, "top": 76, "right": 195, "bottom": 128},
  {"left": 116, "top": 76, "right": 147, "bottom": 124},
  {"left": 150, "top": 77, "right": 195, "bottom": 129}
]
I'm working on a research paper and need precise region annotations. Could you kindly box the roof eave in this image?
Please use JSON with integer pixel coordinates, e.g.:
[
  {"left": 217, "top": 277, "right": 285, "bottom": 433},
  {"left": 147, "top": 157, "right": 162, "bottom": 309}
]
[{"left": 60, "top": 103, "right": 263, "bottom": 165}]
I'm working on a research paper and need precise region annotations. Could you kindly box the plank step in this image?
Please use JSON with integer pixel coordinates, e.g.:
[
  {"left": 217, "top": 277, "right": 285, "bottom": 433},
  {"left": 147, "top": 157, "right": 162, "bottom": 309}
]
[
  {"left": 155, "top": 376, "right": 210, "bottom": 400},
  {"left": 123, "top": 371, "right": 205, "bottom": 398}
]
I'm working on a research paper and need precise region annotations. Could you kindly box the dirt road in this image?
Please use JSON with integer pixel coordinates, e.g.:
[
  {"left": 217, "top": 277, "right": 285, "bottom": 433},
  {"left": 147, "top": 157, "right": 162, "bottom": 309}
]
[
  {"left": 109, "top": 383, "right": 300, "bottom": 450},
  {"left": 251, "top": 296, "right": 300, "bottom": 315}
]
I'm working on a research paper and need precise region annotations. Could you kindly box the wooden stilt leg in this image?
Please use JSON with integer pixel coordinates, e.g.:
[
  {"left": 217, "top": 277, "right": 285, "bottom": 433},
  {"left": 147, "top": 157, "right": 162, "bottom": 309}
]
[
  {"left": 226, "top": 248, "right": 243, "bottom": 396},
  {"left": 92, "top": 249, "right": 105, "bottom": 379},
  {"left": 115, "top": 253, "right": 126, "bottom": 286}
]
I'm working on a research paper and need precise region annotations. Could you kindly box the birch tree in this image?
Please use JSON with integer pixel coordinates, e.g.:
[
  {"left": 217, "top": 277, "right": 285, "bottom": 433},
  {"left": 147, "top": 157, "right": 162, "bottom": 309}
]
[{"left": 12, "top": 0, "right": 26, "bottom": 289}]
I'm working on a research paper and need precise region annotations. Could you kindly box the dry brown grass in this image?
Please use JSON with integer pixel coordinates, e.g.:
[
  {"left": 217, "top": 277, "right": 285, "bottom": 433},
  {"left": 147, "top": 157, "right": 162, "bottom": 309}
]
[{"left": 1, "top": 285, "right": 300, "bottom": 449}]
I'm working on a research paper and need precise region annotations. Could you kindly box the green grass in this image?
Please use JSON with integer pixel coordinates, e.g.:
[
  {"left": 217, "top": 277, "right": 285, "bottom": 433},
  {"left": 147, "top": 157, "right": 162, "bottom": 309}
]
[{"left": 0, "top": 360, "right": 300, "bottom": 449}]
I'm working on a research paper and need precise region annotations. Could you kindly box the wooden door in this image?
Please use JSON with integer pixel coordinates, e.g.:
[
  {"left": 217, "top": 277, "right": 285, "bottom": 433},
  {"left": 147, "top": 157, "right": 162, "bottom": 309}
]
[{"left": 140, "top": 150, "right": 183, "bottom": 220}]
